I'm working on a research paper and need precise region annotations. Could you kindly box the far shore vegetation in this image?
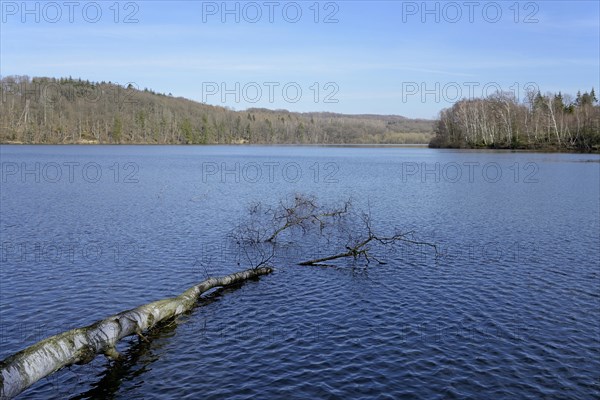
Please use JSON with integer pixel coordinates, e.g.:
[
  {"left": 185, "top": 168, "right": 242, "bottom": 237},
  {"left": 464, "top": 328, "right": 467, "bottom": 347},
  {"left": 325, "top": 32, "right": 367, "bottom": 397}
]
[
  {"left": 0, "top": 76, "right": 432, "bottom": 146},
  {"left": 1, "top": 76, "right": 598, "bottom": 152},
  {"left": 430, "top": 89, "right": 599, "bottom": 153}
]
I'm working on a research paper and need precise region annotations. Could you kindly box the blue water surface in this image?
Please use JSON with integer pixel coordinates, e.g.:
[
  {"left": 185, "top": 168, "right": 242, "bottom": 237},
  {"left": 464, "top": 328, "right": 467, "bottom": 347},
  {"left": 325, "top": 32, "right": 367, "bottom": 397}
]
[{"left": 0, "top": 145, "right": 598, "bottom": 399}]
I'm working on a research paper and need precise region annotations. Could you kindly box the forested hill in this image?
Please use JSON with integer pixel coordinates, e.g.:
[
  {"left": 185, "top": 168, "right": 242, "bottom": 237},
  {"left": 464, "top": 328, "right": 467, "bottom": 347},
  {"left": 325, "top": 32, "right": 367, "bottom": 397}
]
[{"left": 0, "top": 76, "right": 434, "bottom": 145}]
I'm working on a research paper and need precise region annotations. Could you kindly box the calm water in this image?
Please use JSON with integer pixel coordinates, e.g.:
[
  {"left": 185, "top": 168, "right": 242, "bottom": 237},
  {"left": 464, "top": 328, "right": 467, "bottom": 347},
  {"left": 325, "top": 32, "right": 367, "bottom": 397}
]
[{"left": 1, "top": 146, "right": 599, "bottom": 399}]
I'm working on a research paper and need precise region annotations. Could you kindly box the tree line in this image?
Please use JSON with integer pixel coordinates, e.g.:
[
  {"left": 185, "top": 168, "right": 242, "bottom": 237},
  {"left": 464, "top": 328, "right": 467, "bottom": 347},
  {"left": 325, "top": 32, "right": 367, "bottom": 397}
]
[
  {"left": 4, "top": 76, "right": 596, "bottom": 152},
  {"left": 430, "top": 88, "right": 600, "bottom": 152},
  {"left": 0, "top": 76, "right": 433, "bottom": 145}
]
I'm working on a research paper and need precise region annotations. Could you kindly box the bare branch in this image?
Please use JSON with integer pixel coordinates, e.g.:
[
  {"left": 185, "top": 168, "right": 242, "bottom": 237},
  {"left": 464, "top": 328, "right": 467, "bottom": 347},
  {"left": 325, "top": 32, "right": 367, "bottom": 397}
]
[
  {"left": 299, "top": 211, "right": 437, "bottom": 267},
  {"left": 232, "top": 193, "right": 436, "bottom": 269}
]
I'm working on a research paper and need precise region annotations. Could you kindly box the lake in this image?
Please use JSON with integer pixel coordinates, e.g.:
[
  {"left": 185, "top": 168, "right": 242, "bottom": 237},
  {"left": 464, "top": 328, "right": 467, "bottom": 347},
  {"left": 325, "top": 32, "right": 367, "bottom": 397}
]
[{"left": 1, "top": 145, "right": 599, "bottom": 399}]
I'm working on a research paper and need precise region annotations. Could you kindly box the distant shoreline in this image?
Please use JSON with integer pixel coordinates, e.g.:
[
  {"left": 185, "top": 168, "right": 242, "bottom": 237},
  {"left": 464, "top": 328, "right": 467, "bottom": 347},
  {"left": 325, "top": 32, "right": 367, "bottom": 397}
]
[
  {"left": 429, "top": 143, "right": 600, "bottom": 154},
  {"left": 0, "top": 141, "right": 430, "bottom": 147},
  {"left": 3, "top": 142, "right": 600, "bottom": 154}
]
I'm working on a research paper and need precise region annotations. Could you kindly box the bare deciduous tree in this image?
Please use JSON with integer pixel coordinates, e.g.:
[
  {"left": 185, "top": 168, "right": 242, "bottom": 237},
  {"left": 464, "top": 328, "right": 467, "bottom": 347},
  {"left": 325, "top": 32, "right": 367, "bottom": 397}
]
[
  {"left": 232, "top": 193, "right": 351, "bottom": 245},
  {"left": 233, "top": 193, "right": 437, "bottom": 268}
]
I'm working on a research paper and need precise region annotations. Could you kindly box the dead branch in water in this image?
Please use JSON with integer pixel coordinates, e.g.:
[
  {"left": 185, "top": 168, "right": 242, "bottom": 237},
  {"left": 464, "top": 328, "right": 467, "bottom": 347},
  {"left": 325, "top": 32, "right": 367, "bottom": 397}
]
[
  {"left": 233, "top": 194, "right": 437, "bottom": 268},
  {"left": 299, "top": 210, "right": 437, "bottom": 266},
  {"left": 233, "top": 193, "right": 351, "bottom": 245}
]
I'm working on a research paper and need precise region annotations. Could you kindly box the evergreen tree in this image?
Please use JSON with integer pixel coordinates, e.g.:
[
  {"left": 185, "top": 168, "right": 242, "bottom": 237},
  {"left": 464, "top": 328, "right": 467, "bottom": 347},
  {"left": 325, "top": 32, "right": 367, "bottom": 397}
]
[{"left": 112, "top": 116, "right": 123, "bottom": 143}]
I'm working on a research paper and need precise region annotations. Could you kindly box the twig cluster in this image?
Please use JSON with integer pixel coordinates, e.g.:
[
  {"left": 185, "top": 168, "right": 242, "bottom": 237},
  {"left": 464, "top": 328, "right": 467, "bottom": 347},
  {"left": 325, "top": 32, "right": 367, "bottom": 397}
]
[{"left": 232, "top": 193, "right": 437, "bottom": 269}]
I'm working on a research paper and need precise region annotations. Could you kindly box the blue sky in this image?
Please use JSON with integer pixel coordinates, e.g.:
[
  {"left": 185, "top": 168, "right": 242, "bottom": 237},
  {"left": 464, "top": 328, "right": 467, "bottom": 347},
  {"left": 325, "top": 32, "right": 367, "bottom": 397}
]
[{"left": 1, "top": 1, "right": 599, "bottom": 118}]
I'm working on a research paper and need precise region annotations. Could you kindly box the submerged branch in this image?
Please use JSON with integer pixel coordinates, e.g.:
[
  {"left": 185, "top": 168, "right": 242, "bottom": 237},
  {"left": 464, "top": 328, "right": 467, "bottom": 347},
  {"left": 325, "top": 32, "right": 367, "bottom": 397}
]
[
  {"left": 0, "top": 267, "right": 273, "bottom": 399},
  {"left": 299, "top": 231, "right": 438, "bottom": 266},
  {"left": 264, "top": 195, "right": 351, "bottom": 243}
]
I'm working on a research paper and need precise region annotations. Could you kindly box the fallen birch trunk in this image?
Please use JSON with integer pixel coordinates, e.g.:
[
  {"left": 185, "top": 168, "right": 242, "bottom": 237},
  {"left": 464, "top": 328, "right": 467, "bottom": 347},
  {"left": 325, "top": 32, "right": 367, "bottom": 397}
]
[{"left": 0, "top": 267, "right": 273, "bottom": 399}]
